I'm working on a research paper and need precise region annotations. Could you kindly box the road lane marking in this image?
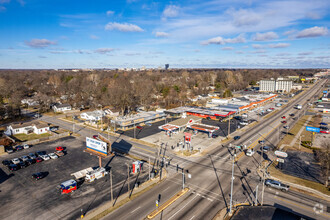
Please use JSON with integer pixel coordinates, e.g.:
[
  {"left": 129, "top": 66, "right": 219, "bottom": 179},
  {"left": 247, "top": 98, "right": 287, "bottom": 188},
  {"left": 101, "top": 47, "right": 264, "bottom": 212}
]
[
  {"left": 167, "top": 194, "right": 198, "bottom": 220},
  {"left": 189, "top": 215, "right": 195, "bottom": 220},
  {"left": 164, "top": 187, "right": 170, "bottom": 192},
  {"left": 130, "top": 206, "right": 141, "bottom": 213}
]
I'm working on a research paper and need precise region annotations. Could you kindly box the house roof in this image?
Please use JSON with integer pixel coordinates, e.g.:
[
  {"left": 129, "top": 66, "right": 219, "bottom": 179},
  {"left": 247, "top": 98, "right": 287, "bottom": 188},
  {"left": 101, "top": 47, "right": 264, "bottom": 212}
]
[
  {"left": 11, "top": 121, "right": 49, "bottom": 129},
  {"left": 55, "top": 103, "right": 71, "bottom": 108}
]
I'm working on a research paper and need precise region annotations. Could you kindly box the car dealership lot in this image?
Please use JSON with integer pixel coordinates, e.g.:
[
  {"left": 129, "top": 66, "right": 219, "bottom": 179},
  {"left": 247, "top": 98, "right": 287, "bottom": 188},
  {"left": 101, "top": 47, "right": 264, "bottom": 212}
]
[{"left": 0, "top": 136, "right": 148, "bottom": 220}]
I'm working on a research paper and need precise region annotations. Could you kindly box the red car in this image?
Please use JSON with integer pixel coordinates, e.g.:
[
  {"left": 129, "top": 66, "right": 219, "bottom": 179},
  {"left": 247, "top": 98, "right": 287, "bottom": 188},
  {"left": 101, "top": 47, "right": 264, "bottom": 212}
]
[
  {"left": 281, "top": 116, "right": 286, "bottom": 119},
  {"left": 270, "top": 108, "right": 275, "bottom": 110},
  {"left": 56, "top": 146, "right": 64, "bottom": 151},
  {"left": 93, "top": 135, "right": 98, "bottom": 139},
  {"left": 320, "top": 130, "right": 329, "bottom": 134},
  {"left": 282, "top": 121, "right": 287, "bottom": 124},
  {"left": 35, "top": 157, "right": 43, "bottom": 163}
]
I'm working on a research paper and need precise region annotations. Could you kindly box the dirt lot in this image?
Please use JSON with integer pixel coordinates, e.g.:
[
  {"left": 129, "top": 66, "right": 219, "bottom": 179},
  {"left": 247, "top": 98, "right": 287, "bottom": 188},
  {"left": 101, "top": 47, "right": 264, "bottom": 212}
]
[{"left": 0, "top": 136, "right": 148, "bottom": 220}]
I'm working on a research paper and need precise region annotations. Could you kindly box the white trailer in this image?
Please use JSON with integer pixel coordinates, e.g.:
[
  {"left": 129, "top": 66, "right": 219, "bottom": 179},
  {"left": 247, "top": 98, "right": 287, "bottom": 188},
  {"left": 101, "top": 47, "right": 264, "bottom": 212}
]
[
  {"left": 71, "top": 167, "right": 94, "bottom": 180},
  {"left": 85, "top": 167, "right": 108, "bottom": 183}
]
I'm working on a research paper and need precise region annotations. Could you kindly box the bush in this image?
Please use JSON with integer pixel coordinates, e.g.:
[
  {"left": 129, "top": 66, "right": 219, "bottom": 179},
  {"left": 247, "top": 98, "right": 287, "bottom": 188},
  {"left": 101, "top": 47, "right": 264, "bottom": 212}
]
[{"left": 301, "top": 141, "right": 319, "bottom": 150}]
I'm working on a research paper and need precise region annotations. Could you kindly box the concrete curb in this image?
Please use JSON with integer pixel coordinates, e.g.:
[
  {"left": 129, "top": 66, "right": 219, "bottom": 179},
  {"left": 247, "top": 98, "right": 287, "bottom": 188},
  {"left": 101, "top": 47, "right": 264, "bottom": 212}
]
[{"left": 147, "top": 187, "right": 189, "bottom": 219}]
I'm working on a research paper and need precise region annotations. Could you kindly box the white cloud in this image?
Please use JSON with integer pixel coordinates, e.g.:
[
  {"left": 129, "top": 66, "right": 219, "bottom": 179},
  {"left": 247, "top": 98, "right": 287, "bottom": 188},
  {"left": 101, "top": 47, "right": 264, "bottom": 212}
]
[
  {"left": 155, "top": 32, "right": 169, "bottom": 38},
  {"left": 252, "top": 32, "right": 278, "bottom": 41},
  {"left": 221, "top": 47, "right": 234, "bottom": 50},
  {"left": 90, "top": 35, "right": 99, "bottom": 40},
  {"left": 296, "top": 26, "right": 328, "bottom": 38},
  {"left": 106, "top": 10, "right": 114, "bottom": 16},
  {"left": 105, "top": 22, "right": 144, "bottom": 32},
  {"left": 298, "top": 52, "right": 313, "bottom": 55},
  {"left": 252, "top": 44, "right": 263, "bottom": 49},
  {"left": 202, "top": 34, "right": 245, "bottom": 45},
  {"left": 162, "top": 5, "right": 179, "bottom": 18},
  {"left": 231, "top": 9, "right": 261, "bottom": 27},
  {"left": 236, "top": 51, "right": 244, "bottom": 54},
  {"left": 94, "top": 48, "right": 114, "bottom": 54},
  {"left": 268, "top": 43, "right": 290, "bottom": 48},
  {"left": 25, "top": 39, "right": 57, "bottom": 48},
  {"left": 283, "top": 30, "right": 296, "bottom": 36}
]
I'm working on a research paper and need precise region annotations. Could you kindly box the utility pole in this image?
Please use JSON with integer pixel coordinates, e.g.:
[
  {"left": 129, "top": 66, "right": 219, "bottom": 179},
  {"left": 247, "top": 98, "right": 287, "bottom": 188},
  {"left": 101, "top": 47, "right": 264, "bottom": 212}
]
[
  {"left": 255, "top": 185, "right": 259, "bottom": 206},
  {"left": 182, "top": 169, "right": 185, "bottom": 190},
  {"left": 110, "top": 169, "right": 113, "bottom": 204},
  {"left": 127, "top": 164, "right": 130, "bottom": 192},
  {"left": 134, "top": 123, "right": 136, "bottom": 139},
  {"left": 229, "top": 151, "right": 236, "bottom": 214},
  {"left": 149, "top": 156, "right": 151, "bottom": 180},
  {"left": 261, "top": 169, "right": 265, "bottom": 206}
]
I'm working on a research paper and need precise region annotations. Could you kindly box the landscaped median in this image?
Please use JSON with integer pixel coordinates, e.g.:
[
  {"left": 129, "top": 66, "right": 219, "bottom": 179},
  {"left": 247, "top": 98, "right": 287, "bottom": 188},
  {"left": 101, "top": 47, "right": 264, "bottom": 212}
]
[{"left": 147, "top": 187, "right": 189, "bottom": 219}]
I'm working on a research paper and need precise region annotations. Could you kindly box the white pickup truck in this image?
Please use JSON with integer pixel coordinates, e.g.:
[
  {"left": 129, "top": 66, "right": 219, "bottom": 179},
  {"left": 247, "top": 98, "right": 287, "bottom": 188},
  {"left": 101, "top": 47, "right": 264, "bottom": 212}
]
[{"left": 265, "top": 179, "right": 290, "bottom": 191}]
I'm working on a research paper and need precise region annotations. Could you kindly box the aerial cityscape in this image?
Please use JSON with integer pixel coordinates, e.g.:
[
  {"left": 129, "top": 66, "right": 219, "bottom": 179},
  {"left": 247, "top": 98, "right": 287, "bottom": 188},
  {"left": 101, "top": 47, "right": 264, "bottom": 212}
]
[{"left": 0, "top": 0, "right": 329, "bottom": 220}]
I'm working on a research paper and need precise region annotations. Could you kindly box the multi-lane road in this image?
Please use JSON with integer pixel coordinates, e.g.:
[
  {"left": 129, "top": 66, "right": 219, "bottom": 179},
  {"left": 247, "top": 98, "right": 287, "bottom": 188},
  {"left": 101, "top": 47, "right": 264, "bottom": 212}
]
[{"left": 37, "top": 79, "right": 329, "bottom": 219}]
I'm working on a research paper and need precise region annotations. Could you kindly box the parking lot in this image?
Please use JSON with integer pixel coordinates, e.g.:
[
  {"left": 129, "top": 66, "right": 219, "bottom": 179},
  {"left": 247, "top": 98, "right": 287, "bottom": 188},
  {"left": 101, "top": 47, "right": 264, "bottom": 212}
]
[{"left": 0, "top": 136, "right": 148, "bottom": 220}]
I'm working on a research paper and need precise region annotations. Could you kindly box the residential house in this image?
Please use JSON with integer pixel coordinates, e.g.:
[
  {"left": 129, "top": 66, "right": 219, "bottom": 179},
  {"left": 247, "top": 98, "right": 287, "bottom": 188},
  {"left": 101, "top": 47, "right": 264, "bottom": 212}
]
[
  {"left": 5, "top": 121, "right": 50, "bottom": 135},
  {"left": 80, "top": 110, "right": 104, "bottom": 121},
  {"left": 53, "top": 103, "right": 72, "bottom": 112}
]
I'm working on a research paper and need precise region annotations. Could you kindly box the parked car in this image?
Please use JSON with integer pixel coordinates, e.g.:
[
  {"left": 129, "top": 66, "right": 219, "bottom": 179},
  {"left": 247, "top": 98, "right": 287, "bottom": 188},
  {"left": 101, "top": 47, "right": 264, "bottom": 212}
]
[
  {"left": 40, "top": 155, "right": 50, "bottom": 161},
  {"left": 245, "top": 149, "right": 255, "bottom": 156},
  {"left": 48, "top": 153, "right": 58, "bottom": 159},
  {"left": 269, "top": 108, "right": 275, "bottom": 110},
  {"left": 32, "top": 172, "right": 46, "bottom": 180},
  {"left": 234, "top": 136, "right": 241, "bottom": 140},
  {"left": 15, "top": 145, "right": 23, "bottom": 151},
  {"left": 261, "top": 146, "right": 271, "bottom": 152},
  {"left": 8, "top": 164, "right": 19, "bottom": 171},
  {"left": 55, "top": 151, "right": 65, "bottom": 157},
  {"left": 26, "top": 158, "right": 36, "bottom": 165},
  {"left": 6, "top": 147, "right": 14, "bottom": 154},
  {"left": 11, "top": 158, "right": 21, "bottom": 164},
  {"left": 23, "top": 144, "right": 30, "bottom": 149},
  {"left": 240, "top": 121, "right": 249, "bottom": 125},
  {"left": 320, "top": 130, "right": 329, "bottom": 134},
  {"left": 50, "top": 127, "right": 58, "bottom": 131},
  {"left": 20, "top": 156, "right": 30, "bottom": 162},
  {"left": 2, "top": 160, "right": 12, "bottom": 166},
  {"left": 265, "top": 179, "right": 290, "bottom": 191},
  {"left": 19, "top": 161, "right": 28, "bottom": 168},
  {"left": 35, "top": 157, "right": 43, "bottom": 163},
  {"left": 93, "top": 135, "right": 98, "bottom": 139},
  {"left": 29, "top": 153, "right": 37, "bottom": 159},
  {"left": 36, "top": 151, "right": 46, "bottom": 157},
  {"left": 56, "top": 146, "right": 64, "bottom": 152}
]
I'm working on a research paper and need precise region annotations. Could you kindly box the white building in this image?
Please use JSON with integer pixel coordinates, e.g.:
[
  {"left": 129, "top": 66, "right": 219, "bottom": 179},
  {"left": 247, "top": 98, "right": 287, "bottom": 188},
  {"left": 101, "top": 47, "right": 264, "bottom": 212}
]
[
  {"left": 80, "top": 110, "right": 105, "bottom": 121},
  {"left": 5, "top": 121, "right": 49, "bottom": 135},
  {"left": 260, "top": 79, "right": 292, "bottom": 92},
  {"left": 53, "top": 103, "right": 72, "bottom": 112}
]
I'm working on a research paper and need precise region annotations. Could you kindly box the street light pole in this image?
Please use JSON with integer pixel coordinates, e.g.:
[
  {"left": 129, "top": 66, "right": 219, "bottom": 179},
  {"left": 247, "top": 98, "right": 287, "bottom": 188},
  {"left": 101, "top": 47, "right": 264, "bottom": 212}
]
[
  {"left": 182, "top": 169, "right": 185, "bottom": 190},
  {"left": 229, "top": 152, "right": 236, "bottom": 214},
  {"left": 261, "top": 169, "right": 265, "bottom": 206}
]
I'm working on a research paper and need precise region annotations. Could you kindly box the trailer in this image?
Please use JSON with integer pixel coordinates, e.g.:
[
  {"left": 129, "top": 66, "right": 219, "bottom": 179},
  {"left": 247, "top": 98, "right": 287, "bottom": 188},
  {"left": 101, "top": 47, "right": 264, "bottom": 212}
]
[
  {"left": 71, "top": 167, "right": 94, "bottom": 180},
  {"left": 85, "top": 167, "right": 108, "bottom": 183}
]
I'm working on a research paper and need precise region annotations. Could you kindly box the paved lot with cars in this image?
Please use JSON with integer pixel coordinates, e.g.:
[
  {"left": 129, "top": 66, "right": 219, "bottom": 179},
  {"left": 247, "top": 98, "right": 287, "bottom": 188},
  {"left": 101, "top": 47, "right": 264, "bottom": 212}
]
[{"left": 0, "top": 136, "right": 149, "bottom": 220}]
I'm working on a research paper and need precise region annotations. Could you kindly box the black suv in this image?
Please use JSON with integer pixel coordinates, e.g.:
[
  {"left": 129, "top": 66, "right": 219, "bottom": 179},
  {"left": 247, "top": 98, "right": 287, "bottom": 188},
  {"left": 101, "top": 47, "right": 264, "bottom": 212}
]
[
  {"left": 19, "top": 161, "right": 28, "bottom": 168},
  {"left": 8, "top": 164, "right": 19, "bottom": 171},
  {"left": 2, "top": 160, "right": 12, "bottom": 166},
  {"left": 32, "top": 172, "right": 46, "bottom": 180}
]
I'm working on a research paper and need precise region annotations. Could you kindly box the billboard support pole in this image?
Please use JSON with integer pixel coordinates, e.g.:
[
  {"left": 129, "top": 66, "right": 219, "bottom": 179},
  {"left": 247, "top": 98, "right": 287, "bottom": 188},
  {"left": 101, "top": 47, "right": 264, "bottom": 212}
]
[{"left": 99, "top": 156, "right": 102, "bottom": 168}]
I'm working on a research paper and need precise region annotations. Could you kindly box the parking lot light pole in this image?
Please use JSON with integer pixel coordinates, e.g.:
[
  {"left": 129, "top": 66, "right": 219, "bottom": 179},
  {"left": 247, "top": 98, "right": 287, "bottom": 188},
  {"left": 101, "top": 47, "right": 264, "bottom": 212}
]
[{"left": 110, "top": 169, "right": 113, "bottom": 205}]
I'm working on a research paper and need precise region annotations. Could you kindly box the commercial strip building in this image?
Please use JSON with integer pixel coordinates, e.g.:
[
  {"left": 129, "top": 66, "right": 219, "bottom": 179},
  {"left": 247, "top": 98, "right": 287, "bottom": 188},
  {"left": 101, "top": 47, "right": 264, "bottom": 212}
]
[
  {"left": 111, "top": 111, "right": 165, "bottom": 130},
  {"left": 159, "top": 115, "right": 201, "bottom": 135},
  {"left": 259, "top": 78, "right": 293, "bottom": 92},
  {"left": 164, "top": 106, "right": 235, "bottom": 120}
]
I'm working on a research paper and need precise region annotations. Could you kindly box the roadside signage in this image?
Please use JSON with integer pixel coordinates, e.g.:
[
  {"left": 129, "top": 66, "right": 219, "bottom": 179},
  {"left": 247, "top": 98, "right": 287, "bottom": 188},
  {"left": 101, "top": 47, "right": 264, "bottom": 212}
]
[
  {"left": 323, "top": 90, "right": 328, "bottom": 94},
  {"left": 276, "top": 158, "right": 285, "bottom": 163},
  {"left": 306, "top": 126, "right": 320, "bottom": 133},
  {"left": 275, "top": 150, "right": 288, "bottom": 158},
  {"left": 86, "top": 137, "right": 107, "bottom": 155}
]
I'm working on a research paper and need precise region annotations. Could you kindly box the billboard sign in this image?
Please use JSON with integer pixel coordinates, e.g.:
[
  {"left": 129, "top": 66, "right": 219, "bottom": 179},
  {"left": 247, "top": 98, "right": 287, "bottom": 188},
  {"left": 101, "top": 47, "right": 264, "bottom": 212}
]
[
  {"left": 275, "top": 150, "right": 288, "bottom": 158},
  {"left": 306, "top": 126, "right": 320, "bottom": 133},
  {"left": 323, "top": 90, "right": 328, "bottom": 94},
  {"left": 86, "top": 137, "right": 107, "bottom": 155}
]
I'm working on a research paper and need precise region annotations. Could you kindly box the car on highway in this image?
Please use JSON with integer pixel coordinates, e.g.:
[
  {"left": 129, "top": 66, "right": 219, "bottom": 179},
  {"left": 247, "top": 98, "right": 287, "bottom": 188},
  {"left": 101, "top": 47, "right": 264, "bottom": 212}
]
[
  {"left": 259, "top": 140, "right": 265, "bottom": 145},
  {"left": 35, "top": 157, "right": 43, "bottom": 163},
  {"left": 32, "top": 172, "right": 46, "bottom": 180},
  {"left": 265, "top": 179, "right": 289, "bottom": 191},
  {"left": 283, "top": 126, "right": 289, "bottom": 129},
  {"left": 239, "top": 121, "right": 249, "bottom": 125},
  {"left": 40, "top": 154, "right": 50, "bottom": 161},
  {"left": 281, "top": 121, "right": 287, "bottom": 124},
  {"left": 23, "top": 144, "right": 30, "bottom": 149},
  {"left": 281, "top": 116, "right": 286, "bottom": 119},
  {"left": 19, "top": 161, "right": 28, "bottom": 168},
  {"left": 260, "top": 146, "right": 271, "bottom": 152},
  {"left": 20, "top": 156, "right": 30, "bottom": 162},
  {"left": 48, "top": 153, "right": 58, "bottom": 159},
  {"left": 11, "top": 158, "right": 21, "bottom": 164},
  {"left": 234, "top": 136, "right": 241, "bottom": 140},
  {"left": 56, "top": 146, "right": 64, "bottom": 151},
  {"left": 289, "top": 113, "right": 295, "bottom": 117},
  {"left": 245, "top": 149, "right": 255, "bottom": 156},
  {"left": 29, "top": 153, "right": 37, "bottom": 159},
  {"left": 15, "top": 145, "right": 23, "bottom": 151},
  {"left": 2, "top": 160, "right": 12, "bottom": 166},
  {"left": 8, "top": 164, "right": 19, "bottom": 171},
  {"left": 269, "top": 108, "right": 275, "bottom": 110}
]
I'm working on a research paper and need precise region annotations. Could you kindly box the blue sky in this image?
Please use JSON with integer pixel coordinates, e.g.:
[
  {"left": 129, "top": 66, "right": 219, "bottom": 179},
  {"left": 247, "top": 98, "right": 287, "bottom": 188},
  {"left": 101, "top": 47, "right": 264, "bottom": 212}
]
[{"left": 0, "top": 0, "right": 329, "bottom": 69}]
